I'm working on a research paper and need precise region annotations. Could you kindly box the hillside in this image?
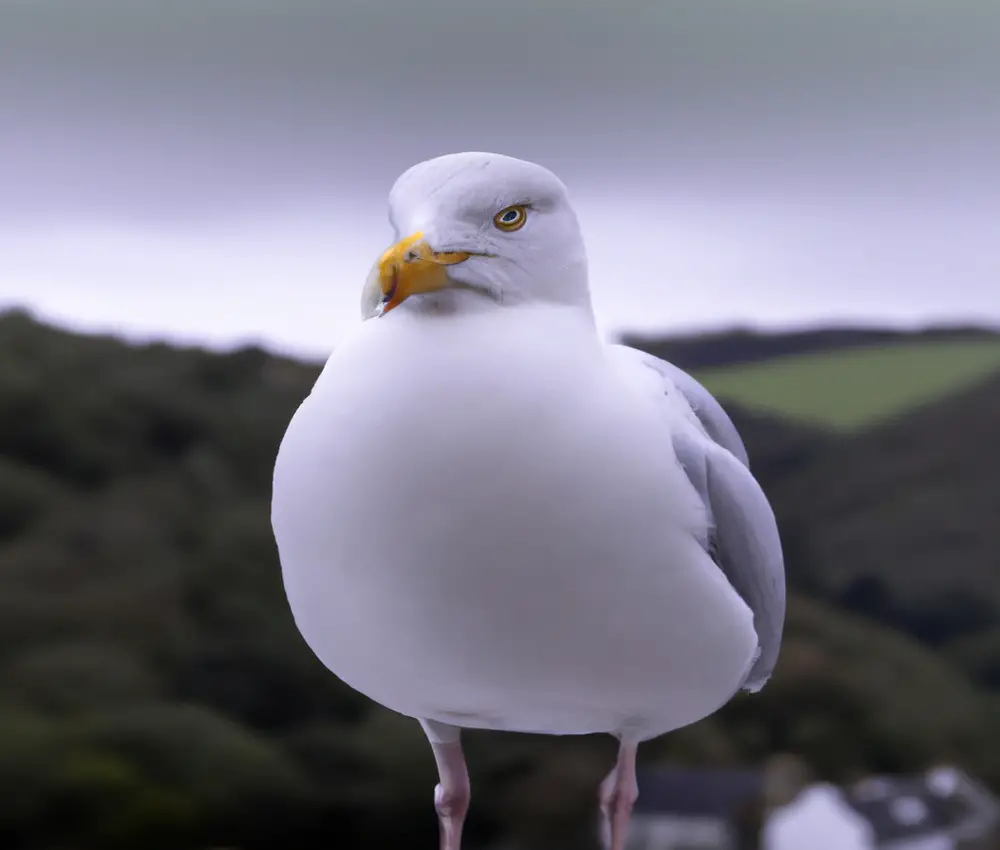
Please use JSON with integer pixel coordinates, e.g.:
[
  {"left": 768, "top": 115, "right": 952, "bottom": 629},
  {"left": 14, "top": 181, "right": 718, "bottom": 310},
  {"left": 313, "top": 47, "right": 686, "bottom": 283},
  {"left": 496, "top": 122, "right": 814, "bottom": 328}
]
[
  {"left": 623, "top": 328, "right": 1000, "bottom": 687},
  {"left": 767, "top": 370, "right": 1000, "bottom": 684},
  {"left": 620, "top": 325, "right": 1000, "bottom": 371},
  {"left": 692, "top": 338, "right": 1000, "bottom": 431},
  {"left": 1, "top": 309, "right": 998, "bottom": 849}
]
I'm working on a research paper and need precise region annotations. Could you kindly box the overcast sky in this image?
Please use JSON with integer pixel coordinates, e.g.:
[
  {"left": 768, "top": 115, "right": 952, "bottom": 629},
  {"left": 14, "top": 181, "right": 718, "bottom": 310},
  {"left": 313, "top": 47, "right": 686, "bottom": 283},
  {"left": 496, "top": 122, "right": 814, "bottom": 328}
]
[{"left": 2, "top": 0, "right": 998, "bottom": 357}]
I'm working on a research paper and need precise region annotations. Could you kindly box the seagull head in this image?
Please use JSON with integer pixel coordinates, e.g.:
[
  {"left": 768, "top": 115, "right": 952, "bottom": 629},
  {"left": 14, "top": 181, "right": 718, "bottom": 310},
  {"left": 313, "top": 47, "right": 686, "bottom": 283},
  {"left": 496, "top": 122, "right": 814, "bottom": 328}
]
[{"left": 361, "top": 152, "right": 591, "bottom": 318}]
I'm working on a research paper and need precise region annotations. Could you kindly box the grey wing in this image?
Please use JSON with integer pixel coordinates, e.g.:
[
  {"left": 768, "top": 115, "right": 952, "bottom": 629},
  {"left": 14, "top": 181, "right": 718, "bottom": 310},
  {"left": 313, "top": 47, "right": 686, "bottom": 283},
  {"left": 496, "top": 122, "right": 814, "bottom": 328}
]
[
  {"left": 672, "top": 429, "right": 786, "bottom": 691},
  {"left": 611, "top": 345, "right": 750, "bottom": 468}
]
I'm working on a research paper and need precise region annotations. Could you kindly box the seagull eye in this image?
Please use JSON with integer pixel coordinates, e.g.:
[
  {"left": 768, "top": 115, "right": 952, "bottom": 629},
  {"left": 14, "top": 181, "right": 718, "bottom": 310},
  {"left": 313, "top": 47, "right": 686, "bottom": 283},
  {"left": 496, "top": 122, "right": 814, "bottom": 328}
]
[{"left": 493, "top": 204, "right": 528, "bottom": 232}]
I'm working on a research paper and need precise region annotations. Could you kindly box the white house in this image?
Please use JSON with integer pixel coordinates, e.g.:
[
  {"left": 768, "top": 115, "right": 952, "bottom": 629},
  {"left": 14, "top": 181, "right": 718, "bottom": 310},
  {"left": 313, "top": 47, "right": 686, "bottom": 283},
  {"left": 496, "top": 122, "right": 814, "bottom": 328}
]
[{"left": 762, "top": 783, "right": 875, "bottom": 850}]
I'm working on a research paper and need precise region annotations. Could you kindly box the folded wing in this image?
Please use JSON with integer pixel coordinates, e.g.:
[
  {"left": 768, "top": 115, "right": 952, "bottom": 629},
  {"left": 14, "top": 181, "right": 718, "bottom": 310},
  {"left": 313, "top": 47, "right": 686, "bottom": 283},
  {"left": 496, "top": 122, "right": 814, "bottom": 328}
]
[
  {"left": 614, "top": 346, "right": 750, "bottom": 468},
  {"left": 613, "top": 345, "right": 785, "bottom": 691}
]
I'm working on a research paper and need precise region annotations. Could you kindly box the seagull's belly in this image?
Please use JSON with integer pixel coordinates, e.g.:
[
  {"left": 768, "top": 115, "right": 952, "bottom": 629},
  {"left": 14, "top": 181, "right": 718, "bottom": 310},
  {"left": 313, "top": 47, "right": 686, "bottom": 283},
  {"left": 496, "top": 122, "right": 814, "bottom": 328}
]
[{"left": 273, "top": 310, "right": 758, "bottom": 737}]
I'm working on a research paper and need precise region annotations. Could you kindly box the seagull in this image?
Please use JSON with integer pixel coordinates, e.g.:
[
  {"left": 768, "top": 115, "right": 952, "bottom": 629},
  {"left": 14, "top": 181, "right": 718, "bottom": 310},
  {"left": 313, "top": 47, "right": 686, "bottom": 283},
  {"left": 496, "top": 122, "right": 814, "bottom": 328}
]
[{"left": 271, "top": 152, "right": 785, "bottom": 850}]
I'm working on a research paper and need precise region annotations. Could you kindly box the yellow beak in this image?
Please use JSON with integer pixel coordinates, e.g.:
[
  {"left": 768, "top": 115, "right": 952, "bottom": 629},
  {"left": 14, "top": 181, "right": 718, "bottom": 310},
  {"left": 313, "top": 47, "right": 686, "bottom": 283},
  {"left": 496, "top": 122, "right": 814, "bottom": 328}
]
[{"left": 375, "top": 232, "right": 472, "bottom": 315}]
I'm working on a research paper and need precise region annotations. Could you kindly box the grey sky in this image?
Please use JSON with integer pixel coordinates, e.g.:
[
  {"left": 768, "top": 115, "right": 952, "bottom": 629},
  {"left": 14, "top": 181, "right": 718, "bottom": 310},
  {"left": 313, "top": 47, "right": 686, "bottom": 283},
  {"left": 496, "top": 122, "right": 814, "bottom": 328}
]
[{"left": 2, "top": 0, "right": 998, "bottom": 356}]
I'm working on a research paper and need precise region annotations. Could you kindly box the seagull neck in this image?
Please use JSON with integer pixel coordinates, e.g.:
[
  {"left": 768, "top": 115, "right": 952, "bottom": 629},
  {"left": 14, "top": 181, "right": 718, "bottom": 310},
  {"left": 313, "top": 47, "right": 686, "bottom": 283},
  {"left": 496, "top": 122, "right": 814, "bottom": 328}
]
[
  {"left": 394, "top": 277, "right": 596, "bottom": 324},
  {"left": 395, "top": 285, "right": 500, "bottom": 317}
]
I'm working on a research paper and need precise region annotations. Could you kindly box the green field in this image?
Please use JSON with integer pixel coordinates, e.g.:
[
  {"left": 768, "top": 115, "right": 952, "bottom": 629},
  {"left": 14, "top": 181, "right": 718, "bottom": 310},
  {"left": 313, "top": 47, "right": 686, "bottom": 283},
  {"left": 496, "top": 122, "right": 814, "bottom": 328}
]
[{"left": 694, "top": 338, "right": 1000, "bottom": 430}]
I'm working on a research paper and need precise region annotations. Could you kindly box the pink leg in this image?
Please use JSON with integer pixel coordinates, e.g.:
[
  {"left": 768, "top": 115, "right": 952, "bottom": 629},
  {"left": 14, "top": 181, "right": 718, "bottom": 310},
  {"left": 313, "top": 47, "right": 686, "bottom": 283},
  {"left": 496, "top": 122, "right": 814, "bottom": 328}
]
[
  {"left": 599, "top": 739, "right": 639, "bottom": 850},
  {"left": 421, "top": 720, "right": 471, "bottom": 850}
]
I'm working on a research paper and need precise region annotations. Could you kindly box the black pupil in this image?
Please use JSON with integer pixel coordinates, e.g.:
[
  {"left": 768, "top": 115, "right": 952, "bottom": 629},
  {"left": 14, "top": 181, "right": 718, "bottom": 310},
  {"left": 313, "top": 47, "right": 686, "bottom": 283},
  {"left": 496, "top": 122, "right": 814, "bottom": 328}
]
[{"left": 502, "top": 210, "right": 518, "bottom": 222}]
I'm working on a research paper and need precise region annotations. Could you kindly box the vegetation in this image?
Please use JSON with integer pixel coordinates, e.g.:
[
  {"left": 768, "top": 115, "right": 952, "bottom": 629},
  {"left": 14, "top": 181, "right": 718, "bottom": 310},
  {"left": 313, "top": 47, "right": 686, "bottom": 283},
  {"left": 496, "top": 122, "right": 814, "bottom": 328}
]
[
  {"left": 692, "top": 338, "right": 1000, "bottom": 430},
  {"left": 621, "top": 324, "right": 1000, "bottom": 371},
  {"left": 1, "top": 309, "right": 998, "bottom": 850},
  {"left": 760, "top": 369, "right": 1000, "bottom": 686}
]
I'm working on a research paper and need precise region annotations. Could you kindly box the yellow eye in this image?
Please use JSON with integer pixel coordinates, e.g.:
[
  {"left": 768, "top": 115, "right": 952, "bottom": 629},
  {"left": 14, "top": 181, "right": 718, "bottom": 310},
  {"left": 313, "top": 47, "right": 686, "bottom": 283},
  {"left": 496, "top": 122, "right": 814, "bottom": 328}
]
[{"left": 493, "top": 204, "right": 528, "bottom": 232}]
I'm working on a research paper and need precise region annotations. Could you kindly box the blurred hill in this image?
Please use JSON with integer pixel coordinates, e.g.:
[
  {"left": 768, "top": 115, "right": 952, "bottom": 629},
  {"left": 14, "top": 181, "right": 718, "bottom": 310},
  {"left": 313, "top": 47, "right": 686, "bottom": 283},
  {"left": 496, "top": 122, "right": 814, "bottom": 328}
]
[
  {"left": 621, "top": 324, "right": 1000, "bottom": 371},
  {"left": 1, "top": 308, "right": 998, "bottom": 850},
  {"left": 626, "top": 328, "right": 1000, "bottom": 731},
  {"left": 769, "top": 372, "right": 1000, "bottom": 686},
  {"left": 623, "top": 326, "right": 1000, "bottom": 432},
  {"left": 624, "top": 327, "right": 1000, "bottom": 691},
  {"left": 692, "top": 338, "right": 1000, "bottom": 430}
]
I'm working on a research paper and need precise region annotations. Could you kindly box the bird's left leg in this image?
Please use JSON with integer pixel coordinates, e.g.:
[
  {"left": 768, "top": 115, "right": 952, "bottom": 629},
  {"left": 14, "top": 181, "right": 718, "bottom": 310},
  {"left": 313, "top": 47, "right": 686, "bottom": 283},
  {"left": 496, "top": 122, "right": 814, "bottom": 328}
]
[
  {"left": 599, "top": 737, "right": 639, "bottom": 850},
  {"left": 421, "top": 719, "right": 471, "bottom": 850}
]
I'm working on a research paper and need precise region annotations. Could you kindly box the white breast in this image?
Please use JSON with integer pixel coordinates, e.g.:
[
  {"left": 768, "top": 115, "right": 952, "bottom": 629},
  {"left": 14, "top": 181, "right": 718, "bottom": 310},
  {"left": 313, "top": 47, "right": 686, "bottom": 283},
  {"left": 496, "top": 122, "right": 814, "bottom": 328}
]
[{"left": 272, "top": 305, "right": 757, "bottom": 739}]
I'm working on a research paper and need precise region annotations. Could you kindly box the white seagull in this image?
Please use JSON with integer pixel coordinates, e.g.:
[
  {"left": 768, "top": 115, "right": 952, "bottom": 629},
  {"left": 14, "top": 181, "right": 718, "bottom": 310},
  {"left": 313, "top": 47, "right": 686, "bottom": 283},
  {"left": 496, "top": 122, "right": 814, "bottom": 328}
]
[{"left": 271, "top": 152, "right": 785, "bottom": 850}]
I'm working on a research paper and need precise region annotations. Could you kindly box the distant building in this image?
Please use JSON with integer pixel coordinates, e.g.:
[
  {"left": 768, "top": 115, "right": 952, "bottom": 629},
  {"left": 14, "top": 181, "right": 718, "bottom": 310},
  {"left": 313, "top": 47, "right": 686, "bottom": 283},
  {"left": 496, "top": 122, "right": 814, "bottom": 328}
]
[
  {"left": 622, "top": 762, "right": 999, "bottom": 850},
  {"left": 625, "top": 765, "right": 767, "bottom": 850},
  {"left": 842, "top": 766, "right": 1000, "bottom": 850},
  {"left": 762, "top": 782, "right": 874, "bottom": 850}
]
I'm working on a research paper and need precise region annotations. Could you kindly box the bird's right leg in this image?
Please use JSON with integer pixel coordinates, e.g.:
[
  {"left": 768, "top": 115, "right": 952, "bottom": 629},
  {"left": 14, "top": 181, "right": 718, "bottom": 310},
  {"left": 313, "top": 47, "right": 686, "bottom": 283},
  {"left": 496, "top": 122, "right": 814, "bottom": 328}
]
[
  {"left": 421, "top": 719, "right": 471, "bottom": 850},
  {"left": 599, "top": 737, "right": 639, "bottom": 850}
]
